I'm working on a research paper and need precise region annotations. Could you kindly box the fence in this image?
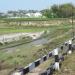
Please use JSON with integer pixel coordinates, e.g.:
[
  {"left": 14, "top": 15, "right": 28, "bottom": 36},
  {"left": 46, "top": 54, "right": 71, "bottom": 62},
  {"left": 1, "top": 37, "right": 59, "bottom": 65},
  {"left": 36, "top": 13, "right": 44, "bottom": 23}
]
[
  {"left": 11, "top": 37, "right": 75, "bottom": 75},
  {"left": 40, "top": 38, "right": 75, "bottom": 75}
]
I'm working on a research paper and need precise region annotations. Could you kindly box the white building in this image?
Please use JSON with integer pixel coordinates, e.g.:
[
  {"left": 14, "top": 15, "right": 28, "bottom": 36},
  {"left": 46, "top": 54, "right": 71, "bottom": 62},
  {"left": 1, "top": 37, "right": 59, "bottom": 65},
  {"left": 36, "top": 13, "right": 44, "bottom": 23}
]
[
  {"left": 34, "top": 12, "right": 42, "bottom": 17},
  {"left": 7, "top": 12, "right": 42, "bottom": 18},
  {"left": 25, "top": 12, "right": 42, "bottom": 18}
]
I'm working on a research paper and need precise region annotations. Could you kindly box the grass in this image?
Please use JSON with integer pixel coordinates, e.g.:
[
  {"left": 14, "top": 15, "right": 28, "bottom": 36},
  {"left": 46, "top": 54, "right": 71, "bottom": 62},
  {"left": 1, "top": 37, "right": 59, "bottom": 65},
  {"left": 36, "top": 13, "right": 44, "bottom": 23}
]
[
  {"left": 0, "top": 23, "right": 74, "bottom": 75},
  {"left": 27, "top": 30, "right": 73, "bottom": 75},
  {"left": 0, "top": 25, "right": 72, "bottom": 67},
  {"left": 53, "top": 52, "right": 75, "bottom": 75},
  {"left": 0, "top": 24, "right": 72, "bottom": 35},
  {"left": 34, "top": 28, "right": 72, "bottom": 58},
  {"left": 0, "top": 28, "right": 46, "bottom": 34},
  {"left": 0, "top": 45, "right": 43, "bottom": 68},
  {"left": 0, "top": 36, "right": 32, "bottom": 50},
  {"left": 2, "top": 18, "right": 69, "bottom": 21}
]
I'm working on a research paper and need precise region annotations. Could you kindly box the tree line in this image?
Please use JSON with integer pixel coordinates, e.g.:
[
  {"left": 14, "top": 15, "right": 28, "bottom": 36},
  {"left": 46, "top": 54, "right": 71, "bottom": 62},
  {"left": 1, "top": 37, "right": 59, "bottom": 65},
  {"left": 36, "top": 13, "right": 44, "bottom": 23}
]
[
  {"left": 41, "top": 3, "right": 75, "bottom": 18},
  {"left": 0, "top": 3, "right": 75, "bottom": 19}
]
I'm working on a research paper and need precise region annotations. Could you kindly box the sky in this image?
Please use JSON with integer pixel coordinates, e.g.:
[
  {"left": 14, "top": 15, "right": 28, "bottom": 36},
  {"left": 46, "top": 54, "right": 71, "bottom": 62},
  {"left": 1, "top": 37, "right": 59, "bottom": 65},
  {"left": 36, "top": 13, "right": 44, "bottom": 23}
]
[{"left": 0, "top": 0, "right": 75, "bottom": 12}]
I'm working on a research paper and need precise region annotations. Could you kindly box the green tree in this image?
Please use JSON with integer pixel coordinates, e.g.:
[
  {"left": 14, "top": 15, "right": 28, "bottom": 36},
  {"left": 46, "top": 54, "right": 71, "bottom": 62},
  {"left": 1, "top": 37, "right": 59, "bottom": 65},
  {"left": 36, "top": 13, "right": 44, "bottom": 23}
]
[
  {"left": 41, "top": 9, "right": 53, "bottom": 18},
  {"left": 41, "top": 3, "right": 75, "bottom": 18},
  {"left": 51, "top": 3, "right": 75, "bottom": 18}
]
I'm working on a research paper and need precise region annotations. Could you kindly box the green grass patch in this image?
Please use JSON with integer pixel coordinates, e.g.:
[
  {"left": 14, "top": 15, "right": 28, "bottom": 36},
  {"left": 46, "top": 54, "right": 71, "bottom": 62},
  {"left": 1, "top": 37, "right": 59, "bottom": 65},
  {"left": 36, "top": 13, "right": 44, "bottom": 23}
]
[
  {"left": 54, "top": 52, "right": 75, "bottom": 75},
  {"left": 0, "top": 24, "right": 72, "bottom": 34},
  {"left": 0, "top": 24, "right": 73, "bottom": 74}
]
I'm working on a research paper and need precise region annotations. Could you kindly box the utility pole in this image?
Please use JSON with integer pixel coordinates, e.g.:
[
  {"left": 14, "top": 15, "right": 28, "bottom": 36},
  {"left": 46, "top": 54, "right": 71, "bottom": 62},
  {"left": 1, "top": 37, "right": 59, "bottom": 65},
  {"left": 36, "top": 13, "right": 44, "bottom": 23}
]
[{"left": 72, "top": 5, "right": 74, "bottom": 39}]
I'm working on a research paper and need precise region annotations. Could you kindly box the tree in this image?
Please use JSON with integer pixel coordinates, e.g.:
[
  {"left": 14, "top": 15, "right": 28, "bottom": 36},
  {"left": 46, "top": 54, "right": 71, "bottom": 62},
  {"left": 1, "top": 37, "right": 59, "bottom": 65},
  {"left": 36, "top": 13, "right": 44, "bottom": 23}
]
[
  {"left": 41, "top": 3, "right": 75, "bottom": 18},
  {"left": 51, "top": 3, "right": 75, "bottom": 18},
  {"left": 41, "top": 9, "right": 53, "bottom": 18}
]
